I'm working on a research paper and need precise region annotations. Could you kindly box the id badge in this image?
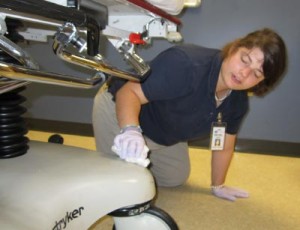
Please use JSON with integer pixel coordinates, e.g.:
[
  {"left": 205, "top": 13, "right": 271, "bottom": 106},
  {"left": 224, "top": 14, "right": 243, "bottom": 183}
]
[{"left": 210, "top": 113, "right": 226, "bottom": 151}]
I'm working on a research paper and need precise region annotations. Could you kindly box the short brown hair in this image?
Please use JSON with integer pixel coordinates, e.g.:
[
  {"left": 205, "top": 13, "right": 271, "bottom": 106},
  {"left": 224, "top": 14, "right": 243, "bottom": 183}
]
[{"left": 221, "top": 28, "right": 287, "bottom": 96}]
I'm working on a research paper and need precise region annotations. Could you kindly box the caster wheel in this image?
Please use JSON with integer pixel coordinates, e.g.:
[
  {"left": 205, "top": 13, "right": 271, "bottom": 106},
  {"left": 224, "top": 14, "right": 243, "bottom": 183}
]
[
  {"left": 112, "top": 206, "right": 178, "bottom": 230},
  {"left": 48, "top": 134, "right": 64, "bottom": 144}
]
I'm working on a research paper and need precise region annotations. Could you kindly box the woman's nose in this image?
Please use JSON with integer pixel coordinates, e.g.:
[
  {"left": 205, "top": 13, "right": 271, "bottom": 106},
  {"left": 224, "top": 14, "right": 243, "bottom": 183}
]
[{"left": 240, "top": 67, "right": 252, "bottom": 78}]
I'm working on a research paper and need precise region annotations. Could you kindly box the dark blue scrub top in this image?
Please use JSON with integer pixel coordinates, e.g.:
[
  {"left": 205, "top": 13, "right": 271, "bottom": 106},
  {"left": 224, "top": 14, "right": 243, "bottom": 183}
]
[{"left": 109, "top": 44, "right": 249, "bottom": 146}]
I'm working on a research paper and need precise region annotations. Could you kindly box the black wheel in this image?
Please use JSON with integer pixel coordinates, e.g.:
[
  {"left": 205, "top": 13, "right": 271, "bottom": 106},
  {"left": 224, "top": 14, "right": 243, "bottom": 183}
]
[
  {"left": 48, "top": 134, "right": 64, "bottom": 144},
  {"left": 145, "top": 206, "right": 178, "bottom": 229},
  {"left": 112, "top": 206, "right": 178, "bottom": 230}
]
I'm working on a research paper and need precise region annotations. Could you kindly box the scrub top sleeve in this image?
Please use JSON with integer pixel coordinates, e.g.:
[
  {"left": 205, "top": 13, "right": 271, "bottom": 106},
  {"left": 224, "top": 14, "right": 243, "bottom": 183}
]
[{"left": 141, "top": 47, "right": 193, "bottom": 101}]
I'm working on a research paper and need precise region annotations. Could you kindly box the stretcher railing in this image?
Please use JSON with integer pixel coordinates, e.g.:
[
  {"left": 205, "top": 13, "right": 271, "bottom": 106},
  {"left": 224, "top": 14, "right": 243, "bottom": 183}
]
[{"left": 0, "top": 0, "right": 152, "bottom": 94}]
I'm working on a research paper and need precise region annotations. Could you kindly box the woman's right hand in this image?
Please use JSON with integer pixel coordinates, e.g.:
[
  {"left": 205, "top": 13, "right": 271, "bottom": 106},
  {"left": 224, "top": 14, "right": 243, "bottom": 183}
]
[{"left": 113, "top": 127, "right": 148, "bottom": 160}]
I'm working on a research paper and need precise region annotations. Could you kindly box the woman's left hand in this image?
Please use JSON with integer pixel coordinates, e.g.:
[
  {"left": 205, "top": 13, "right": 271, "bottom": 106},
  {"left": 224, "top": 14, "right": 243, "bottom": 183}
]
[{"left": 211, "top": 185, "right": 249, "bottom": 201}]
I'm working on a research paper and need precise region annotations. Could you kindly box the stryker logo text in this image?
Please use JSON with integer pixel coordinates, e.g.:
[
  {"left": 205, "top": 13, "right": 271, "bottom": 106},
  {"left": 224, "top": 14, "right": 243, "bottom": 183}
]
[{"left": 53, "top": 207, "right": 84, "bottom": 230}]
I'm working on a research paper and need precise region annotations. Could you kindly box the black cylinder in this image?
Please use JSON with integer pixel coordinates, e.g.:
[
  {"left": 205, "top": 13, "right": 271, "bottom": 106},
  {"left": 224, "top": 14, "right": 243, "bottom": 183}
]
[
  {"left": 0, "top": 19, "right": 29, "bottom": 158},
  {"left": 0, "top": 87, "right": 29, "bottom": 158}
]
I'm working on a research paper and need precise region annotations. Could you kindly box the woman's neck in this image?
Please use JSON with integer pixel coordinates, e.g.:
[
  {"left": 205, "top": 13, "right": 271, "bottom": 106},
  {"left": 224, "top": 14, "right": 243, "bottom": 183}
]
[{"left": 215, "top": 72, "right": 232, "bottom": 106}]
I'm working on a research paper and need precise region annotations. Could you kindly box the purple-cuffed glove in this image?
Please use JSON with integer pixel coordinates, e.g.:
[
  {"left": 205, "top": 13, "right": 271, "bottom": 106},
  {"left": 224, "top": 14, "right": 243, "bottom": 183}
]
[{"left": 211, "top": 185, "right": 249, "bottom": 201}]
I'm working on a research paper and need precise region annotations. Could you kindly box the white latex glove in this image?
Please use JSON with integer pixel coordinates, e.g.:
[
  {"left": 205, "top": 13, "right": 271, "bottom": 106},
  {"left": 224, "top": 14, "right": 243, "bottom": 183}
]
[
  {"left": 112, "top": 129, "right": 150, "bottom": 167},
  {"left": 112, "top": 145, "right": 150, "bottom": 167},
  {"left": 211, "top": 186, "right": 249, "bottom": 201},
  {"left": 113, "top": 130, "right": 147, "bottom": 159}
]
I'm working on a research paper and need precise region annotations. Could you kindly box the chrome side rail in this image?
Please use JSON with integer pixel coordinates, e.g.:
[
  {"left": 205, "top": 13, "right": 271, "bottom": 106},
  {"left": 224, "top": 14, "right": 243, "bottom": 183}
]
[
  {"left": 0, "top": 0, "right": 150, "bottom": 94},
  {"left": 0, "top": 62, "right": 105, "bottom": 89},
  {"left": 0, "top": 32, "right": 104, "bottom": 93},
  {"left": 53, "top": 22, "right": 149, "bottom": 82},
  {"left": 0, "top": 35, "right": 39, "bottom": 70}
]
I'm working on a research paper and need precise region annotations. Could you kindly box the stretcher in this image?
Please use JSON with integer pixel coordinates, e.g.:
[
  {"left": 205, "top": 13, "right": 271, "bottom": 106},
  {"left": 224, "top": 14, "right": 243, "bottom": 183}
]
[{"left": 0, "top": 1, "right": 200, "bottom": 229}]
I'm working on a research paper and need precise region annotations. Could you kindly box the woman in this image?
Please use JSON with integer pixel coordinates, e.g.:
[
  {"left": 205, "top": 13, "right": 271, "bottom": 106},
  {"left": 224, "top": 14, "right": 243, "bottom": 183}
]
[{"left": 93, "top": 28, "right": 287, "bottom": 201}]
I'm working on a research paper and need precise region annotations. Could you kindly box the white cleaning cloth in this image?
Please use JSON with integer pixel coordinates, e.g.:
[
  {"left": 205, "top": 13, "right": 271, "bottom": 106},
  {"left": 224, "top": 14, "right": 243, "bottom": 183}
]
[{"left": 111, "top": 145, "right": 151, "bottom": 167}]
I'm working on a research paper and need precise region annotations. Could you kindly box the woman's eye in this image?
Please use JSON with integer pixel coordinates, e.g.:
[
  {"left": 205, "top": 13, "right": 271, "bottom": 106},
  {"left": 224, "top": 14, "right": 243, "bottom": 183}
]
[
  {"left": 241, "top": 55, "right": 250, "bottom": 64},
  {"left": 254, "top": 70, "right": 263, "bottom": 79}
]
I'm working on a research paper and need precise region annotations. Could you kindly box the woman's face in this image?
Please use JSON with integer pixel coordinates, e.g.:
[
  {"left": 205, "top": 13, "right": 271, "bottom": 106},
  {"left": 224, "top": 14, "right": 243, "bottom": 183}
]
[{"left": 220, "top": 47, "right": 265, "bottom": 90}]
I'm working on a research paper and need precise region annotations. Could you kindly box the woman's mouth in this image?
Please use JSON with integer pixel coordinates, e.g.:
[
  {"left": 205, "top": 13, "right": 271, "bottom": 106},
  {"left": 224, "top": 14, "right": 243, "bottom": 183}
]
[{"left": 231, "top": 74, "right": 242, "bottom": 85}]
